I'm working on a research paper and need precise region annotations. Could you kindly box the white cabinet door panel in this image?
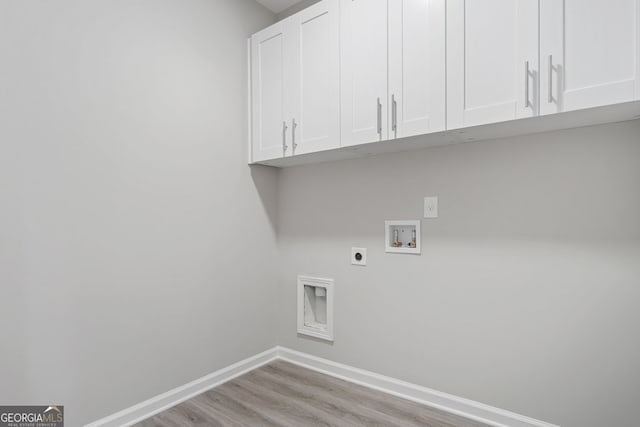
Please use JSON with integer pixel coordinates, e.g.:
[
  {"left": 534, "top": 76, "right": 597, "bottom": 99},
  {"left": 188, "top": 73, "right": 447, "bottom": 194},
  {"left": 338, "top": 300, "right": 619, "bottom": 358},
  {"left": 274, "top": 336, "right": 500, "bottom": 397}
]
[
  {"left": 389, "top": 0, "right": 446, "bottom": 138},
  {"left": 447, "top": 0, "right": 539, "bottom": 129},
  {"left": 290, "top": 0, "right": 340, "bottom": 155},
  {"left": 340, "top": 0, "right": 388, "bottom": 146},
  {"left": 251, "top": 24, "right": 287, "bottom": 162},
  {"left": 540, "top": 0, "right": 640, "bottom": 115}
]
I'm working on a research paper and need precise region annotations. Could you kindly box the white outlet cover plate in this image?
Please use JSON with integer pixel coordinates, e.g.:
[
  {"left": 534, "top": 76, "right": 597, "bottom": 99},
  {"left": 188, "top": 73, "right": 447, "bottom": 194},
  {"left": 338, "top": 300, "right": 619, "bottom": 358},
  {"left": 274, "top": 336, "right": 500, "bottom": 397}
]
[
  {"left": 351, "top": 247, "right": 367, "bottom": 266},
  {"left": 424, "top": 196, "right": 438, "bottom": 218}
]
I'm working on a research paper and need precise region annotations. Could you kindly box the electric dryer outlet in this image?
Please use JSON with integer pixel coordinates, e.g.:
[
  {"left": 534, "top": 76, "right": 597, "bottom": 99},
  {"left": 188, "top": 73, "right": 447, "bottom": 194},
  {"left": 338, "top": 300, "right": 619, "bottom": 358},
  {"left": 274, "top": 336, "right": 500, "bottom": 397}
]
[{"left": 351, "top": 248, "right": 367, "bottom": 266}]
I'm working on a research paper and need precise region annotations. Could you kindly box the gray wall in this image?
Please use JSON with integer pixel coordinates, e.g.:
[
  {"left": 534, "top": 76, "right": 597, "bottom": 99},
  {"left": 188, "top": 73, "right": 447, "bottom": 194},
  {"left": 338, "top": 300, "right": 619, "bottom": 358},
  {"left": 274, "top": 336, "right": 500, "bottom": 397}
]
[
  {"left": 277, "top": 120, "right": 640, "bottom": 427},
  {"left": 0, "top": 1, "right": 277, "bottom": 425}
]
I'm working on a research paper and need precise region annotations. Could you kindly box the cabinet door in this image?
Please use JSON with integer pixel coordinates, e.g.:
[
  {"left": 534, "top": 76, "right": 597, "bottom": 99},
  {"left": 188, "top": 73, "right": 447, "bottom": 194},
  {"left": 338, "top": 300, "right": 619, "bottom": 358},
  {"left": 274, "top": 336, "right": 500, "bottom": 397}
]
[
  {"left": 540, "top": 0, "right": 640, "bottom": 115},
  {"left": 289, "top": 0, "right": 340, "bottom": 155},
  {"left": 447, "top": 0, "right": 539, "bottom": 129},
  {"left": 251, "top": 22, "right": 294, "bottom": 162},
  {"left": 389, "top": 0, "right": 446, "bottom": 139},
  {"left": 340, "top": 0, "right": 388, "bottom": 147}
]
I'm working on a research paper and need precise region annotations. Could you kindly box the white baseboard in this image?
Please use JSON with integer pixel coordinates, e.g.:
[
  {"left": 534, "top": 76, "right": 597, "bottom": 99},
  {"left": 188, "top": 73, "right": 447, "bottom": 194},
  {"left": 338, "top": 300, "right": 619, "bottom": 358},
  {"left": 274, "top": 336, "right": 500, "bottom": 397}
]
[
  {"left": 85, "top": 347, "right": 278, "bottom": 427},
  {"left": 86, "top": 346, "right": 559, "bottom": 427},
  {"left": 275, "top": 347, "right": 560, "bottom": 427}
]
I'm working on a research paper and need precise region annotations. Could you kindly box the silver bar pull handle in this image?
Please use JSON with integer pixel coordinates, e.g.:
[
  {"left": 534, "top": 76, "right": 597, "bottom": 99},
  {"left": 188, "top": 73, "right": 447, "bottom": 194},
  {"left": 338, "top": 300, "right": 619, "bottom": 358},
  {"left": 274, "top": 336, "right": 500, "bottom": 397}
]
[
  {"left": 524, "top": 61, "right": 530, "bottom": 108},
  {"left": 377, "top": 97, "right": 382, "bottom": 138},
  {"left": 292, "top": 118, "right": 298, "bottom": 154},
  {"left": 282, "top": 121, "right": 288, "bottom": 154},
  {"left": 391, "top": 94, "right": 397, "bottom": 138},
  {"left": 548, "top": 54, "right": 553, "bottom": 103}
]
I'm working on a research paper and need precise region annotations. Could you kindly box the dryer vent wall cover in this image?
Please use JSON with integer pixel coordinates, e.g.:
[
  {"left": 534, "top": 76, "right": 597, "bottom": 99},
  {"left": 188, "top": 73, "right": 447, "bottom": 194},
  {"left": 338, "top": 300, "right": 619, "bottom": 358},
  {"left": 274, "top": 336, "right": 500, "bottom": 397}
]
[{"left": 297, "top": 276, "right": 334, "bottom": 342}]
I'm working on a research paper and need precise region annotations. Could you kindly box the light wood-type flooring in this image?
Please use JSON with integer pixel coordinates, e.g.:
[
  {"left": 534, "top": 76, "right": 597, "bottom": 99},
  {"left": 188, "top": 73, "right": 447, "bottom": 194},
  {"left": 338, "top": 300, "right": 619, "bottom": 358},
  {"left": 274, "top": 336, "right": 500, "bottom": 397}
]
[{"left": 135, "top": 360, "right": 491, "bottom": 427}]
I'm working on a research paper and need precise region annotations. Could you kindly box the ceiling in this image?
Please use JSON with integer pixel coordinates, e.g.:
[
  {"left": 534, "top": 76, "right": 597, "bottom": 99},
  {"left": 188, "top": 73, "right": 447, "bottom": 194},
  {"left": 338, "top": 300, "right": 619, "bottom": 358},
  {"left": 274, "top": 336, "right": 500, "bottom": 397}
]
[{"left": 255, "top": 0, "right": 302, "bottom": 14}]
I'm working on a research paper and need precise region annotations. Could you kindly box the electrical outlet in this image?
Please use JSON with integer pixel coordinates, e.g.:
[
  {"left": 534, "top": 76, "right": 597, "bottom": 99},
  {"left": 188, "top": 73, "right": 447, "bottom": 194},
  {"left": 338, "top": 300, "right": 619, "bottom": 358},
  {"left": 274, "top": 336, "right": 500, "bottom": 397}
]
[
  {"left": 351, "top": 247, "right": 367, "bottom": 266},
  {"left": 424, "top": 196, "right": 438, "bottom": 218}
]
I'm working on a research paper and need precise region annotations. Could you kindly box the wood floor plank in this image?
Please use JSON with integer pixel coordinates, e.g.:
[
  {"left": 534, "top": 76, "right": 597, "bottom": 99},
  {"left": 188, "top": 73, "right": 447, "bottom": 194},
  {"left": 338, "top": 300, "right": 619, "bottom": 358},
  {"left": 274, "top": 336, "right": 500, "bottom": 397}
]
[
  {"left": 263, "top": 361, "right": 486, "bottom": 427},
  {"left": 178, "top": 400, "right": 242, "bottom": 427},
  {"left": 183, "top": 398, "right": 245, "bottom": 427},
  {"left": 245, "top": 364, "right": 408, "bottom": 427},
  {"left": 197, "top": 387, "right": 290, "bottom": 426},
  {"left": 236, "top": 369, "right": 375, "bottom": 427},
  {"left": 134, "top": 361, "right": 493, "bottom": 427},
  {"left": 215, "top": 377, "right": 335, "bottom": 427}
]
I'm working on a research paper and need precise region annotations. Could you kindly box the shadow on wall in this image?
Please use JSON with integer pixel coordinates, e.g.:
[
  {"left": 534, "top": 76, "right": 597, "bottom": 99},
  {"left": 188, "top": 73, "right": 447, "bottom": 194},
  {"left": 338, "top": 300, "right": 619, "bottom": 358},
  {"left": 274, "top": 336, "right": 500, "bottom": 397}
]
[
  {"left": 276, "top": 0, "right": 322, "bottom": 20},
  {"left": 250, "top": 164, "right": 279, "bottom": 233}
]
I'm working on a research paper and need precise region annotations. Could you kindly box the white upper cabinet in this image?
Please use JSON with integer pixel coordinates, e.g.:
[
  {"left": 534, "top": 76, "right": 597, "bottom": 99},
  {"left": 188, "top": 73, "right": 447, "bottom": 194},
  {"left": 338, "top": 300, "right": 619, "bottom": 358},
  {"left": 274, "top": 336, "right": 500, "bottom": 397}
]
[
  {"left": 251, "top": 0, "right": 339, "bottom": 162},
  {"left": 340, "top": 0, "right": 388, "bottom": 146},
  {"left": 540, "top": 0, "right": 640, "bottom": 115},
  {"left": 447, "top": 0, "right": 540, "bottom": 129},
  {"left": 250, "top": 0, "right": 640, "bottom": 166},
  {"left": 251, "top": 21, "right": 290, "bottom": 162},
  {"left": 388, "top": 0, "right": 446, "bottom": 138},
  {"left": 341, "top": 0, "right": 446, "bottom": 145},
  {"left": 289, "top": 0, "right": 341, "bottom": 156}
]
